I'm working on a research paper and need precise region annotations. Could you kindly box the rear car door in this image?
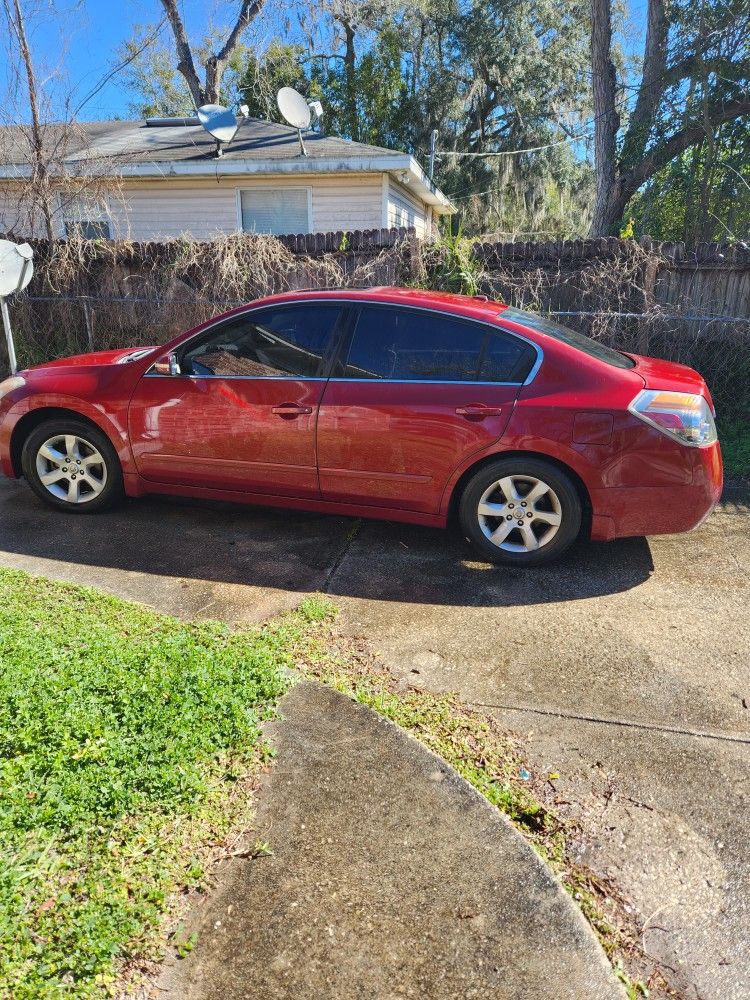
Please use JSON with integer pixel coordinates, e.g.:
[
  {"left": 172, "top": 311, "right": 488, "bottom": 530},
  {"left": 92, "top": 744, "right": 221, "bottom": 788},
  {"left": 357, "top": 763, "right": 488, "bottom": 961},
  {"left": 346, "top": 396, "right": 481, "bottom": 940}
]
[
  {"left": 316, "top": 304, "right": 537, "bottom": 513},
  {"left": 128, "top": 303, "right": 346, "bottom": 498}
]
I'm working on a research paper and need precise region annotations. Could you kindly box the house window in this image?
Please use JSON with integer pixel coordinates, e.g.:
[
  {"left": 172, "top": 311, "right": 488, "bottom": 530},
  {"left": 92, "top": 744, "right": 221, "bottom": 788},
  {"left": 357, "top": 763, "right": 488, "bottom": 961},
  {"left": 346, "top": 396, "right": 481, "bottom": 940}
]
[
  {"left": 239, "top": 188, "right": 310, "bottom": 236},
  {"left": 62, "top": 196, "right": 111, "bottom": 239}
]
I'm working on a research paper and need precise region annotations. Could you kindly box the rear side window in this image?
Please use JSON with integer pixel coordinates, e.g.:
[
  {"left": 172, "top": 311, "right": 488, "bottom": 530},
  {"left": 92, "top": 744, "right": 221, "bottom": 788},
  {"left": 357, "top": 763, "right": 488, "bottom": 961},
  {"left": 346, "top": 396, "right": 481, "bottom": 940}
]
[
  {"left": 480, "top": 333, "right": 536, "bottom": 383},
  {"left": 342, "top": 307, "right": 485, "bottom": 382},
  {"left": 503, "top": 308, "right": 635, "bottom": 369},
  {"left": 182, "top": 305, "right": 342, "bottom": 378}
]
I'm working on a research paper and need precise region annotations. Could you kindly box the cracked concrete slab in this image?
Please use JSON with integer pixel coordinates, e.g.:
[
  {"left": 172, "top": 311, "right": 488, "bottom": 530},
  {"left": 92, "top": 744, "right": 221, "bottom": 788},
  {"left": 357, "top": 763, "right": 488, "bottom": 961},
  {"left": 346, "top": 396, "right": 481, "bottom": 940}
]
[
  {"left": 157, "top": 681, "right": 624, "bottom": 1000},
  {"left": 327, "top": 490, "right": 750, "bottom": 997}
]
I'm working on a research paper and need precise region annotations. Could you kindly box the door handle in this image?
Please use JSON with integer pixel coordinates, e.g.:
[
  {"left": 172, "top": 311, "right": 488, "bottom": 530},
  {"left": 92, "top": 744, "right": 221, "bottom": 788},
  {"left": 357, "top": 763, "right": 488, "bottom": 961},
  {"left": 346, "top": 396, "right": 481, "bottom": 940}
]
[
  {"left": 455, "top": 404, "right": 504, "bottom": 419},
  {"left": 272, "top": 402, "right": 313, "bottom": 418}
]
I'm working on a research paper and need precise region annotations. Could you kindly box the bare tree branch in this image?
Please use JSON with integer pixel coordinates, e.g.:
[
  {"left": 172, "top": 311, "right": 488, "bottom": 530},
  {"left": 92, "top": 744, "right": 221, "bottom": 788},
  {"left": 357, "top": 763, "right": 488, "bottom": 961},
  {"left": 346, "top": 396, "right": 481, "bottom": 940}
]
[{"left": 159, "top": 0, "right": 265, "bottom": 107}]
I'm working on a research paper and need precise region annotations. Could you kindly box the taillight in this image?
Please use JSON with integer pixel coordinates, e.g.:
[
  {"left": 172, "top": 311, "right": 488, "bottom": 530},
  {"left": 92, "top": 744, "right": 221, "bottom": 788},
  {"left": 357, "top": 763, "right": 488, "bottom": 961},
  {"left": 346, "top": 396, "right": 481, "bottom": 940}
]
[{"left": 629, "top": 389, "right": 717, "bottom": 447}]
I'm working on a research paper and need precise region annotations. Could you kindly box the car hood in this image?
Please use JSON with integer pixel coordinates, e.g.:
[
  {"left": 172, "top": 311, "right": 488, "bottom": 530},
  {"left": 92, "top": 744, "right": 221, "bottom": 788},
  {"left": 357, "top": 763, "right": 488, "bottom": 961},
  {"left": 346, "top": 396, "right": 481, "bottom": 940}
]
[{"left": 26, "top": 347, "right": 158, "bottom": 372}]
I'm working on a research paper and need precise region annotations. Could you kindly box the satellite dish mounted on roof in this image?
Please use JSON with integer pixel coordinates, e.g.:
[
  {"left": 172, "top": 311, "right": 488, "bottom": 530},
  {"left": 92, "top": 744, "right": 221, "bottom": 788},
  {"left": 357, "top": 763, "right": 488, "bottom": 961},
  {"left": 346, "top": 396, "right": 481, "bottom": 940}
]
[
  {"left": 196, "top": 104, "right": 239, "bottom": 157},
  {"left": 277, "top": 87, "right": 315, "bottom": 156},
  {"left": 0, "top": 239, "right": 34, "bottom": 375}
]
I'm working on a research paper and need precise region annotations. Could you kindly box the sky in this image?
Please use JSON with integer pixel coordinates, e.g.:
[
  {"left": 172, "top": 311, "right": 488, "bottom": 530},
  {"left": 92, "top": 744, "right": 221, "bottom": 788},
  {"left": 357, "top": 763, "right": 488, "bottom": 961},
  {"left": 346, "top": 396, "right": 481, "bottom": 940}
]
[
  {"left": 1, "top": 0, "right": 646, "bottom": 125},
  {"left": 0, "top": 0, "right": 299, "bottom": 123}
]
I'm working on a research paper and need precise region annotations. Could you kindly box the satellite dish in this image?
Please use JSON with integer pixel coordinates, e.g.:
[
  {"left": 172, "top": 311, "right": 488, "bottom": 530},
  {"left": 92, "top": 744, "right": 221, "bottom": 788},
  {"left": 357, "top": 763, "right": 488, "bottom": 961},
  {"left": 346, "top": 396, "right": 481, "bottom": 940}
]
[
  {"left": 0, "top": 239, "right": 33, "bottom": 375},
  {"left": 0, "top": 240, "right": 33, "bottom": 297},
  {"left": 277, "top": 87, "right": 311, "bottom": 129},
  {"left": 196, "top": 104, "right": 238, "bottom": 157}
]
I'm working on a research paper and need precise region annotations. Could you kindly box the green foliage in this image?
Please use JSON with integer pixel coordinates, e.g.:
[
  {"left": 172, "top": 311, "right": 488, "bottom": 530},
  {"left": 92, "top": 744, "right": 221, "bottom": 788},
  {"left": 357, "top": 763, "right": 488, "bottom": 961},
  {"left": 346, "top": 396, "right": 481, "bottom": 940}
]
[
  {"left": 718, "top": 417, "right": 750, "bottom": 478},
  {"left": 631, "top": 119, "right": 750, "bottom": 244},
  {"left": 0, "top": 568, "right": 303, "bottom": 997},
  {"left": 419, "top": 227, "right": 482, "bottom": 296},
  {"left": 238, "top": 43, "right": 310, "bottom": 121}
]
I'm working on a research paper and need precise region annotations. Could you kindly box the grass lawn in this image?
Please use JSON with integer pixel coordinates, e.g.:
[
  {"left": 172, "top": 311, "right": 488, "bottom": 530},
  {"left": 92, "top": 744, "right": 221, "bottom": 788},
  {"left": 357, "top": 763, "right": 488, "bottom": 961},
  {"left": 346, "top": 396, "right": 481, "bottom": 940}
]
[{"left": 0, "top": 568, "right": 319, "bottom": 999}]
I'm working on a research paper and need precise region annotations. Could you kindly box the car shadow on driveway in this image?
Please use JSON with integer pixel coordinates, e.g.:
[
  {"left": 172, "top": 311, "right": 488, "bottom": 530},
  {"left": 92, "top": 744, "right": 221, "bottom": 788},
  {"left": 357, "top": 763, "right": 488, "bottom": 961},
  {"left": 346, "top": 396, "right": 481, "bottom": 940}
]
[{"left": 0, "top": 479, "right": 654, "bottom": 610}]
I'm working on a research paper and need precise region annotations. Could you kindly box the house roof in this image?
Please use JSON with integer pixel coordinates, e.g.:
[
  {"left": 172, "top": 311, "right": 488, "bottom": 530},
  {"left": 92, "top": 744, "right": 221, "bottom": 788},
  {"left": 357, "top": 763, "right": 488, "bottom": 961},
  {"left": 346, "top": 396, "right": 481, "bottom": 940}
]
[{"left": 0, "top": 118, "right": 454, "bottom": 213}]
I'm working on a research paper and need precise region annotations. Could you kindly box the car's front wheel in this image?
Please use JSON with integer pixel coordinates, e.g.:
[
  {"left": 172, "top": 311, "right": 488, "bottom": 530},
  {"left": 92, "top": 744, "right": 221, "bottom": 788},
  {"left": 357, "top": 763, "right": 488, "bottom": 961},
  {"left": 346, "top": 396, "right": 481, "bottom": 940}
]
[
  {"left": 21, "top": 419, "right": 124, "bottom": 513},
  {"left": 458, "top": 457, "right": 582, "bottom": 566}
]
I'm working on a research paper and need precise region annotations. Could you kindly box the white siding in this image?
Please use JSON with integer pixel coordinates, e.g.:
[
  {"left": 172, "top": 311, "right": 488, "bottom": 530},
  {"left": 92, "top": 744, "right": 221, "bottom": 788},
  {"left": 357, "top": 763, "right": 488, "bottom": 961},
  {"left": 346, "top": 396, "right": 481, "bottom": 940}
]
[
  {"left": 0, "top": 172, "right": 432, "bottom": 240},
  {"left": 111, "top": 174, "right": 386, "bottom": 240},
  {"left": 387, "top": 178, "right": 428, "bottom": 237},
  {"left": 108, "top": 184, "right": 237, "bottom": 240}
]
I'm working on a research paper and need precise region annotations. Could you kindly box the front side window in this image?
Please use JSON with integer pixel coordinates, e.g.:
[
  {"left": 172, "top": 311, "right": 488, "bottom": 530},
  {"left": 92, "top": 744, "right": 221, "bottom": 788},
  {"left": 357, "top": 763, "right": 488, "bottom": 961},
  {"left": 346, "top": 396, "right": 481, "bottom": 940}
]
[
  {"left": 181, "top": 305, "right": 343, "bottom": 378},
  {"left": 342, "top": 307, "right": 486, "bottom": 382}
]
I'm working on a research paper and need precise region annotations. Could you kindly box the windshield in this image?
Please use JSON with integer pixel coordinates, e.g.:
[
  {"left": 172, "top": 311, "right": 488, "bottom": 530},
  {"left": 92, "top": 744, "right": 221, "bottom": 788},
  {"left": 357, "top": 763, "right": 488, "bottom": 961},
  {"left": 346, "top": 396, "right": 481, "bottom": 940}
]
[{"left": 502, "top": 308, "right": 635, "bottom": 369}]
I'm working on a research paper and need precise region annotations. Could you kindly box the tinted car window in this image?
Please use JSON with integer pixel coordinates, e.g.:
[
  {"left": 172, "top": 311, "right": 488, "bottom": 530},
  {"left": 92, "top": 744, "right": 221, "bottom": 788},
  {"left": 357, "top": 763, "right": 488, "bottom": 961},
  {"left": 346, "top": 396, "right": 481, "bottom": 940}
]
[
  {"left": 343, "top": 307, "right": 485, "bottom": 381},
  {"left": 503, "top": 308, "right": 635, "bottom": 369},
  {"left": 182, "top": 305, "right": 342, "bottom": 378},
  {"left": 480, "top": 333, "right": 536, "bottom": 383}
]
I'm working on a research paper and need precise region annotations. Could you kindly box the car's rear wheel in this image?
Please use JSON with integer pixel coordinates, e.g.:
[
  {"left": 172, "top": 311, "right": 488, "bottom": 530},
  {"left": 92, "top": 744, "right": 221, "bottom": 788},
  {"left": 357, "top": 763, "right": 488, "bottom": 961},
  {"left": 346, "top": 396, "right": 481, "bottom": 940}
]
[
  {"left": 21, "top": 419, "right": 124, "bottom": 513},
  {"left": 458, "top": 457, "right": 582, "bottom": 566}
]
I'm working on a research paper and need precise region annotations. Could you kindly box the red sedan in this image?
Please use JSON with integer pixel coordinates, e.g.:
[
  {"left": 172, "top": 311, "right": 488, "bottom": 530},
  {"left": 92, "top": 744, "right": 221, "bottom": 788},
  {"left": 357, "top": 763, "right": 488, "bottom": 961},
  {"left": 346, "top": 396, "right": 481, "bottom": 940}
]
[{"left": 0, "top": 288, "right": 722, "bottom": 566}]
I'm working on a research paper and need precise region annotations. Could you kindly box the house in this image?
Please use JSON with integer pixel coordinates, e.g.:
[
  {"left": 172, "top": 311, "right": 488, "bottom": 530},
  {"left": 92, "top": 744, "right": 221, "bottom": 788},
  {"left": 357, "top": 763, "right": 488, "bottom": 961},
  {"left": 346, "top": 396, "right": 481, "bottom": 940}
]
[{"left": 0, "top": 117, "right": 454, "bottom": 242}]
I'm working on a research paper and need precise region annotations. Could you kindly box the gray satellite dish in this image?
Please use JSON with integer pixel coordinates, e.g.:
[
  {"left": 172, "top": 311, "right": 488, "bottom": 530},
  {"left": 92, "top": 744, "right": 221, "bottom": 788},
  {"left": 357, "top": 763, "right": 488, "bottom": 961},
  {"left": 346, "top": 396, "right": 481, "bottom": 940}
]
[
  {"left": 197, "top": 104, "right": 239, "bottom": 157},
  {"left": 277, "top": 87, "right": 312, "bottom": 156},
  {"left": 0, "top": 239, "right": 34, "bottom": 374}
]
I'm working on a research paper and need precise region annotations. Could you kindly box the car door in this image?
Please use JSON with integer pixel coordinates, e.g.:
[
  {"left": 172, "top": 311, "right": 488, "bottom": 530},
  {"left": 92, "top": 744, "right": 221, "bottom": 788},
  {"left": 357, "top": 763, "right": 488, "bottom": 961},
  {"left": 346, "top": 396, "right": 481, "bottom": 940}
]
[
  {"left": 316, "top": 304, "right": 538, "bottom": 514},
  {"left": 128, "top": 303, "right": 346, "bottom": 498}
]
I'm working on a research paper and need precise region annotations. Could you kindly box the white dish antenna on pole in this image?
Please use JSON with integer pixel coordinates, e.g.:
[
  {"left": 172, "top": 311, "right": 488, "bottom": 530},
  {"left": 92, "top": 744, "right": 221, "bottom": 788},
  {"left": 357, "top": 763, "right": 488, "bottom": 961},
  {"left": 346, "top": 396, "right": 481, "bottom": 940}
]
[
  {"left": 277, "top": 87, "right": 318, "bottom": 156},
  {"left": 0, "top": 240, "right": 34, "bottom": 374},
  {"left": 196, "top": 104, "right": 239, "bottom": 157}
]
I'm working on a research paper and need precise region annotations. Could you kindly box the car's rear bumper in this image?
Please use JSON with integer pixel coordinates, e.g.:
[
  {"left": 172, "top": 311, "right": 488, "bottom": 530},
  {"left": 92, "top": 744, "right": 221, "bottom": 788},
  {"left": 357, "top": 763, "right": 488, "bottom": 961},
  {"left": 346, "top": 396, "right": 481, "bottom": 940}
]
[{"left": 589, "top": 442, "right": 723, "bottom": 541}]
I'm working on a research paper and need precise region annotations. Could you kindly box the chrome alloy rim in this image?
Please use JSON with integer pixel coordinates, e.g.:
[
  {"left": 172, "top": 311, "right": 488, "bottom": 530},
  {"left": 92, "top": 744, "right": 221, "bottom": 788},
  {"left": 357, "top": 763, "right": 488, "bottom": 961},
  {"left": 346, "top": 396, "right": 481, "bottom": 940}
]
[
  {"left": 477, "top": 475, "right": 562, "bottom": 553},
  {"left": 35, "top": 434, "right": 107, "bottom": 504}
]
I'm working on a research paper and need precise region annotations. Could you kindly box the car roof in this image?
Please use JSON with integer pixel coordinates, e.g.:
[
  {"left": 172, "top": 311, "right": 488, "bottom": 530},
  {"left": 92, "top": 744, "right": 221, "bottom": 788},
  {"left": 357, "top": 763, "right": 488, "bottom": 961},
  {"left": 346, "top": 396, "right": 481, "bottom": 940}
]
[{"left": 252, "top": 286, "right": 509, "bottom": 321}]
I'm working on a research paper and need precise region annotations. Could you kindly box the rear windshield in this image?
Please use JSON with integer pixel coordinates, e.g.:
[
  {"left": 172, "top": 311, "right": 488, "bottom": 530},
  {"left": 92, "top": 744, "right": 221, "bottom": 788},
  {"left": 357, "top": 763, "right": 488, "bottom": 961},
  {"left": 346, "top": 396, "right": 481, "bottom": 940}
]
[{"left": 502, "top": 308, "right": 635, "bottom": 369}]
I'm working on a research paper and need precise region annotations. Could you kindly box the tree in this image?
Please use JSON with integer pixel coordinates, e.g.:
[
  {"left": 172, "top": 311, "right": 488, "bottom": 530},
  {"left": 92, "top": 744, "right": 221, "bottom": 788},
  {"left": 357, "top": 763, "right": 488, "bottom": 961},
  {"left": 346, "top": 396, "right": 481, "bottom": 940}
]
[
  {"left": 2, "top": 0, "right": 54, "bottom": 239},
  {"left": 588, "top": 0, "right": 750, "bottom": 236},
  {"left": 159, "top": 0, "right": 265, "bottom": 108}
]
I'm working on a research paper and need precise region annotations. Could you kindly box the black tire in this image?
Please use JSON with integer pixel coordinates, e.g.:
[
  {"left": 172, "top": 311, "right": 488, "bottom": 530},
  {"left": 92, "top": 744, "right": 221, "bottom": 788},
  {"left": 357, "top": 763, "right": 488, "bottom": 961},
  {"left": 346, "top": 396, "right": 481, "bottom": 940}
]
[
  {"left": 21, "top": 418, "right": 124, "bottom": 514},
  {"left": 458, "top": 457, "right": 582, "bottom": 566}
]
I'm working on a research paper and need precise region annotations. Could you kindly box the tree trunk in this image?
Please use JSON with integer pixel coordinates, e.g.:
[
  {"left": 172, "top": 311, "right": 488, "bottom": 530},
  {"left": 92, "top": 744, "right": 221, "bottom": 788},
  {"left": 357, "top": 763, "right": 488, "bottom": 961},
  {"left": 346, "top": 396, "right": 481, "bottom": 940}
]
[
  {"left": 342, "top": 17, "right": 358, "bottom": 141},
  {"left": 8, "top": 0, "right": 54, "bottom": 240},
  {"left": 588, "top": 0, "right": 620, "bottom": 236}
]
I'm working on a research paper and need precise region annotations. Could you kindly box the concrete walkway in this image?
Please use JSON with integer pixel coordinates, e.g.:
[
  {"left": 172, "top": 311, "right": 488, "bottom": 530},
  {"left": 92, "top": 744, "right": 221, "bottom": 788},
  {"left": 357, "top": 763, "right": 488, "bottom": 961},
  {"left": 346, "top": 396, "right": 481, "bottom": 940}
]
[{"left": 156, "top": 681, "right": 624, "bottom": 1000}]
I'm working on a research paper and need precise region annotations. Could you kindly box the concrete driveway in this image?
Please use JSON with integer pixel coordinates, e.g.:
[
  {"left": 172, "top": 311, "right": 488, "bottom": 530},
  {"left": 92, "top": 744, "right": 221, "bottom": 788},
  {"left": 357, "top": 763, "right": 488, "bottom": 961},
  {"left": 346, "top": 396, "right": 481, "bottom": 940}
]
[{"left": 1, "top": 476, "right": 747, "bottom": 998}]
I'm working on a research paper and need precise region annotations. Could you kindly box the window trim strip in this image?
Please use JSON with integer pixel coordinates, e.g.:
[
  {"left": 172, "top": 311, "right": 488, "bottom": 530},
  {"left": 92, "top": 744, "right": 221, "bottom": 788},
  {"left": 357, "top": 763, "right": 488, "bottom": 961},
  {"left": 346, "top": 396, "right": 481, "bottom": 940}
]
[{"left": 148, "top": 297, "right": 544, "bottom": 386}]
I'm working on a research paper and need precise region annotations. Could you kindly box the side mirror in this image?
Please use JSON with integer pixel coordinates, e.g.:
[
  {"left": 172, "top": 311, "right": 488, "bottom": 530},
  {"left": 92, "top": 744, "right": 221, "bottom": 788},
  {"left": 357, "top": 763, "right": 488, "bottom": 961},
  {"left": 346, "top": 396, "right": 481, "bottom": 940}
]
[{"left": 152, "top": 351, "right": 182, "bottom": 376}]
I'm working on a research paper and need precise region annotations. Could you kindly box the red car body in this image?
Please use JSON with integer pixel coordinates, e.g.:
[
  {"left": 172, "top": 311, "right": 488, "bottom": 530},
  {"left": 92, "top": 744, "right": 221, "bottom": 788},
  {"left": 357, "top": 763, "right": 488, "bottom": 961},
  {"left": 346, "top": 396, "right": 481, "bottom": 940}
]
[{"left": 0, "top": 287, "right": 722, "bottom": 543}]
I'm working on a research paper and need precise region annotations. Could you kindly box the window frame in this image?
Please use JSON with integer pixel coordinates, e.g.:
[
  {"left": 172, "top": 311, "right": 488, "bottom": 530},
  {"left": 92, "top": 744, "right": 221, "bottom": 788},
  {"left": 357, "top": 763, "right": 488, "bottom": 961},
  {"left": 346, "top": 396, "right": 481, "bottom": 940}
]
[
  {"left": 58, "top": 192, "right": 112, "bottom": 241},
  {"left": 331, "top": 303, "right": 540, "bottom": 386},
  {"left": 172, "top": 303, "right": 352, "bottom": 381},
  {"left": 147, "top": 300, "right": 543, "bottom": 386},
  {"left": 235, "top": 186, "right": 313, "bottom": 237}
]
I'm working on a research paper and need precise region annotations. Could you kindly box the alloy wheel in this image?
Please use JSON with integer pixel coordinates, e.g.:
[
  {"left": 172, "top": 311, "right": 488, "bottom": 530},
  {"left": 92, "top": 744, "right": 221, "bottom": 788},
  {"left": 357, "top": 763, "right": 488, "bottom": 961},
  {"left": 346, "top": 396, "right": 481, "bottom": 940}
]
[
  {"left": 35, "top": 434, "right": 108, "bottom": 505},
  {"left": 477, "top": 474, "right": 562, "bottom": 553}
]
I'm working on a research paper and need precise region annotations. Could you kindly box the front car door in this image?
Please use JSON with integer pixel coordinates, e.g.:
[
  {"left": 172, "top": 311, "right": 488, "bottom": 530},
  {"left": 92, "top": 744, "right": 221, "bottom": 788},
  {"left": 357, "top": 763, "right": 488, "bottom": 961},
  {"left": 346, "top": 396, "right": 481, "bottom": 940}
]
[
  {"left": 316, "top": 304, "right": 539, "bottom": 513},
  {"left": 128, "top": 303, "right": 346, "bottom": 498}
]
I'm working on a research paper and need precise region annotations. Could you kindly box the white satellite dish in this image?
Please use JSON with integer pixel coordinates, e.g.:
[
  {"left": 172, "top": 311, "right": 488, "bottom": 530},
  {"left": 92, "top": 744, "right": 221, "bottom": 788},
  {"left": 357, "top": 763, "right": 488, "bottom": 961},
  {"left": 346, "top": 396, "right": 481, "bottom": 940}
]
[
  {"left": 277, "top": 87, "right": 311, "bottom": 129},
  {"left": 277, "top": 87, "right": 313, "bottom": 156},
  {"left": 196, "top": 104, "right": 239, "bottom": 157},
  {"left": 0, "top": 240, "right": 33, "bottom": 297},
  {"left": 0, "top": 239, "right": 34, "bottom": 374}
]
